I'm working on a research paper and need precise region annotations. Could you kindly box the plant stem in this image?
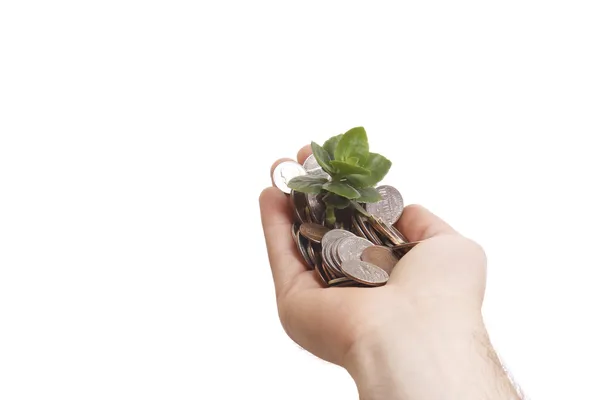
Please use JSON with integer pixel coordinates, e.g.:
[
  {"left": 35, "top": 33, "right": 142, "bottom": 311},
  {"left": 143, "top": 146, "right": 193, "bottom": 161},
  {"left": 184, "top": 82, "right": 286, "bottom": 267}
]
[
  {"left": 325, "top": 205, "right": 336, "bottom": 226},
  {"left": 350, "top": 200, "right": 371, "bottom": 217}
]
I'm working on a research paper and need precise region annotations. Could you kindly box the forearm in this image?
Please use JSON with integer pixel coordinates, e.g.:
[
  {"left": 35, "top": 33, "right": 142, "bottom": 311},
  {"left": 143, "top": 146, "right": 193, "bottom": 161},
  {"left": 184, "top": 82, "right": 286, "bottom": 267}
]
[{"left": 344, "top": 305, "right": 522, "bottom": 400}]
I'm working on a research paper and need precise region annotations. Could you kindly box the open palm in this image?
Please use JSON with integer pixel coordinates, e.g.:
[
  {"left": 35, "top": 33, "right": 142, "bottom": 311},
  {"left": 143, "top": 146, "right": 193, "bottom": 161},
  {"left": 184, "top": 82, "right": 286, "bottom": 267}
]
[{"left": 259, "top": 146, "right": 487, "bottom": 368}]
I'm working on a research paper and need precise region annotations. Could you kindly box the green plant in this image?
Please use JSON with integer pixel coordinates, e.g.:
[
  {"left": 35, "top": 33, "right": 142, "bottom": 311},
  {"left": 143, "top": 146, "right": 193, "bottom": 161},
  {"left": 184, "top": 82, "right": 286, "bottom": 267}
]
[{"left": 287, "top": 126, "right": 392, "bottom": 226}]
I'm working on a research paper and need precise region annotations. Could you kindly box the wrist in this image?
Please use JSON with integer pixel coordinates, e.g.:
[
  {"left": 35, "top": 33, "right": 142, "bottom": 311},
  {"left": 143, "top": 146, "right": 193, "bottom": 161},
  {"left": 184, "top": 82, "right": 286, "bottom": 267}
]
[{"left": 343, "top": 299, "right": 519, "bottom": 400}]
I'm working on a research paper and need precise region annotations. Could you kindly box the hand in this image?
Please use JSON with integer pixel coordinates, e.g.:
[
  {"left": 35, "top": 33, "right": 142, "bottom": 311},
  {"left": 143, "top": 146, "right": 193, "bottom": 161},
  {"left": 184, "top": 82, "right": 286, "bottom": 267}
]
[
  {"left": 259, "top": 145, "right": 521, "bottom": 400},
  {"left": 259, "top": 145, "right": 484, "bottom": 363}
]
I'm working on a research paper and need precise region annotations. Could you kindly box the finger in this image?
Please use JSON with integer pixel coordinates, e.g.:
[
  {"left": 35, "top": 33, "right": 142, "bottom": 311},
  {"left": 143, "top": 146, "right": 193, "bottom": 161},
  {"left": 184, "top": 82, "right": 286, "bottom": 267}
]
[
  {"left": 395, "top": 204, "right": 457, "bottom": 242},
  {"left": 297, "top": 144, "right": 312, "bottom": 165},
  {"left": 259, "top": 187, "right": 320, "bottom": 298},
  {"left": 388, "top": 234, "right": 485, "bottom": 294}
]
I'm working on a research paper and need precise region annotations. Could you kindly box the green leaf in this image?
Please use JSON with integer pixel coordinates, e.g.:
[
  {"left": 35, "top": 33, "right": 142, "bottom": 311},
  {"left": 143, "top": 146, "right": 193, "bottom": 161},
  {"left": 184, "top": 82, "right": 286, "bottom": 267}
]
[
  {"left": 330, "top": 160, "right": 371, "bottom": 176},
  {"left": 346, "top": 152, "right": 391, "bottom": 188},
  {"left": 334, "top": 127, "right": 369, "bottom": 164},
  {"left": 287, "top": 175, "right": 328, "bottom": 194},
  {"left": 322, "top": 192, "right": 351, "bottom": 209},
  {"left": 322, "top": 181, "right": 361, "bottom": 199},
  {"left": 346, "top": 156, "right": 359, "bottom": 165},
  {"left": 311, "top": 141, "right": 335, "bottom": 175},
  {"left": 364, "top": 152, "right": 392, "bottom": 180},
  {"left": 323, "top": 134, "right": 343, "bottom": 160},
  {"left": 356, "top": 187, "right": 382, "bottom": 203}
]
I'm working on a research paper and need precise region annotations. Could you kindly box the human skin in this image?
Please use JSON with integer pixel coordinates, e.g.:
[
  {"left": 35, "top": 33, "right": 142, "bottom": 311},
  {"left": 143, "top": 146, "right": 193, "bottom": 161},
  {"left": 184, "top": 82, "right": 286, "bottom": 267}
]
[{"left": 259, "top": 145, "right": 522, "bottom": 400}]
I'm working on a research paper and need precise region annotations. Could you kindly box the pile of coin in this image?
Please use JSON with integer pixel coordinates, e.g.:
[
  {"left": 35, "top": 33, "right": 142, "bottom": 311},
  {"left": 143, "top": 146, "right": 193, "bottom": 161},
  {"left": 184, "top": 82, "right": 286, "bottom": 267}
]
[{"left": 273, "top": 155, "right": 421, "bottom": 288}]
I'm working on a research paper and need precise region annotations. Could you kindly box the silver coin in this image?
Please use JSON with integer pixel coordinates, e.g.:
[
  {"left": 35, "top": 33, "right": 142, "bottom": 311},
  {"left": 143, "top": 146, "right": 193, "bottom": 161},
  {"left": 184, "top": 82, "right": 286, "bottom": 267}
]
[
  {"left": 390, "top": 224, "right": 408, "bottom": 243},
  {"left": 321, "top": 229, "right": 355, "bottom": 251},
  {"left": 321, "top": 242, "right": 334, "bottom": 275},
  {"left": 307, "top": 193, "right": 325, "bottom": 223},
  {"left": 351, "top": 215, "right": 368, "bottom": 239},
  {"left": 291, "top": 222, "right": 300, "bottom": 240},
  {"left": 311, "top": 243, "right": 322, "bottom": 266},
  {"left": 369, "top": 215, "right": 403, "bottom": 246},
  {"left": 328, "top": 277, "right": 352, "bottom": 286},
  {"left": 357, "top": 215, "right": 383, "bottom": 245},
  {"left": 295, "top": 230, "right": 314, "bottom": 269},
  {"left": 289, "top": 191, "right": 301, "bottom": 222},
  {"left": 302, "top": 154, "right": 330, "bottom": 179},
  {"left": 306, "top": 242, "right": 317, "bottom": 265},
  {"left": 322, "top": 256, "right": 339, "bottom": 280},
  {"left": 303, "top": 205, "right": 314, "bottom": 223},
  {"left": 325, "top": 254, "right": 344, "bottom": 279},
  {"left": 341, "top": 259, "right": 389, "bottom": 286},
  {"left": 323, "top": 237, "right": 340, "bottom": 276},
  {"left": 291, "top": 190, "right": 310, "bottom": 223},
  {"left": 365, "top": 185, "right": 404, "bottom": 225},
  {"left": 272, "top": 161, "right": 307, "bottom": 194},
  {"left": 392, "top": 240, "right": 423, "bottom": 256},
  {"left": 330, "top": 279, "right": 361, "bottom": 288},
  {"left": 329, "top": 237, "right": 346, "bottom": 276},
  {"left": 314, "top": 263, "right": 329, "bottom": 287},
  {"left": 337, "top": 236, "right": 374, "bottom": 264}
]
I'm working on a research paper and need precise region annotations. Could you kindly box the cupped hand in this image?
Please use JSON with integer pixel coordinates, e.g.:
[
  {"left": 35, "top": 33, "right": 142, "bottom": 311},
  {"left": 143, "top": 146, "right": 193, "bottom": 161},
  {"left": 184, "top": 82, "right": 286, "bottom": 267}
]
[{"left": 259, "top": 145, "right": 487, "bottom": 370}]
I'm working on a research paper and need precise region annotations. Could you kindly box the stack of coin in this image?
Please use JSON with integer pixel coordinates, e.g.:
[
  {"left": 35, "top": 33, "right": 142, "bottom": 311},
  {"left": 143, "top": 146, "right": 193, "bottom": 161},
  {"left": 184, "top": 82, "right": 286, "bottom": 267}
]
[{"left": 274, "top": 155, "right": 421, "bottom": 288}]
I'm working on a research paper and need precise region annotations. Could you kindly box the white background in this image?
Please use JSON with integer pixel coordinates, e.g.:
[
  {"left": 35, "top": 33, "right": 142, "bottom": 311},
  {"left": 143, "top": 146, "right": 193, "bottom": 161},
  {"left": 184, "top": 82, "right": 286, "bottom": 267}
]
[{"left": 1, "top": 1, "right": 599, "bottom": 399}]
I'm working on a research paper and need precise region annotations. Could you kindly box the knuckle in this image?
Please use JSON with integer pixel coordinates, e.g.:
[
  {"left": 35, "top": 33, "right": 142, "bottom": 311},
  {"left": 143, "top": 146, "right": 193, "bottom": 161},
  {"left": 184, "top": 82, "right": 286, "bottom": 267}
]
[
  {"left": 455, "top": 236, "right": 488, "bottom": 271},
  {"left": 463, "top": 237, "right": 487, "bottom": 260},
  {"left": 430, "top": 234, "right": 488, "bottom": 270}
]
